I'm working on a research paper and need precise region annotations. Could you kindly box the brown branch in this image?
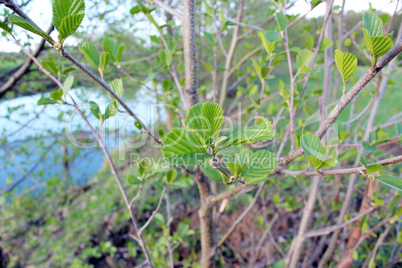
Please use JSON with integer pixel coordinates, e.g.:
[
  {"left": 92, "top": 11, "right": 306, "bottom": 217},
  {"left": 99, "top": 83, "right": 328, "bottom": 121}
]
[{"left": 138, "top": 187, "right": 167, "bottom": 234}]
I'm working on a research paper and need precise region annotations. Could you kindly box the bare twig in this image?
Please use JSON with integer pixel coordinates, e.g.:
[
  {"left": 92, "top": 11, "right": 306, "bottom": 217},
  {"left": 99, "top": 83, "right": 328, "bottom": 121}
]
[{"left": 150, "top": 0, "right": 182, "bottom": 19}]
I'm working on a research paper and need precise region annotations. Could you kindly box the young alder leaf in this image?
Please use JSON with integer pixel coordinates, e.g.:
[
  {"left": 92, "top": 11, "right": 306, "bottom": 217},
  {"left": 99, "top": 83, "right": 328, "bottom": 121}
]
[
  {"left": 79, "top": 43, "right": 100, "bottom": 69},
  {"left": 296, "top": 49, "right": 314, "bottom": 69},
  {"left": 0, "top": 21, "right": 12, "bottom": 34},
  {"left": 365, "top": 164, "right": 382, "bottom": 175},
  {"left": 116, "top": 45, "right": 124, "bottom": 65},
  {"left": 375, "top": 174, "right": 402, "bottom": 191},
  {"left": 134, "top": 121, "right": 142, "bottom": 130},
  {"left": 50, "top": 89, "right": 63, "bottom": 101},
  {"left": 42, "top": 60, "right": 59, "bottom": 75},
  {"left": 159, "top": 49, "right": 173, "bottom": 66},
  {"left": 89, "top": 101, "right": 102, "bottom": 120},
  {"left": 162, "top": 128, "right": 212, "bottom": 166},
  {"left": 319, "top": 37, "right": 332, "bottom": 51},
  {"left": 275, "top": 12, "right": 288, "bottom": 32},
  {"left": 218, "top": 119, "right": 275, "bottom": 149},
  {"left": 109, "top": 78, "right": 124, "bottom": 98},
  {"left": 63, "top": 75, "right": 74, "bottom": 96},
  {"left": 37, "top": 97, "right": 59, "bottom": 105},
  {"left": 8, "top": 15, "right": 54, "bottom": 43},
  {"left": 52, "top": 0, "right": 85, "bottom": 30},
  {"left": 300, "top": 134, "right": 326, "bottom": 159},
  {"left": 252, "top": 58, "right": 263, "bottom": 81},
  {"left": 128, "top": 175, "right": 144, "bottom": 185},
  {"left": 334, "top": 49, "right": 357, "bottom": 84},
  {"left": 200, "top": 162, "right": 224, "bottom": 183},
  {"left": 104, "top": 103, "right": 118, "bottom": 119},
  {"left": 362, "top": 28, "right": 393, "bottom": 65},
  {"left": 362, "top": 141, "right": 378, "bottom": 152},
  {"left": 225, "top": 150, "right": 277, "bottom": 184},
  {"left": 185, "top": 103, "right": 204, "bottom": 139},
  {"left": 99, "top": 52, "right": 110, "bottom": 71},
  {"left": 298, "top": 66, "right": 313, "bottom": 74},
  {"left": 104, "top": 37, "right": 120, "bottom": 62},
  {"left": 201, "top": 102, "right": 224, "bottom": 139},
  {"left": 215, "top": 145, "right": 240, "bottom": 155},
  {"left": 202, "top": 61, "right": 213, "bottom": 72},
  {"left": 359, "top": 155, "right": 367, "bottom": 166},
  {"left": 258, "top": 31, "right": 276, "bottom": 55},
  {"left": 363, "top": 12, "right": 383, "bottom": 37},
  {"left": 264, "top": 30, "right": 283, "bottom": 43},
  {"left": 58, "top": 13, "right": 85, "bottom": 42},
  {"left": 166, "top": 168, "right": 178, "bottom": 184}
]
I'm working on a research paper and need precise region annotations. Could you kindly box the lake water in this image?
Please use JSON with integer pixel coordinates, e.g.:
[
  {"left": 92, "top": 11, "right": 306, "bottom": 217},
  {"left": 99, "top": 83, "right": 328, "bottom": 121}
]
[{"left": 0, "top": 87, "right": 160, "bottom": 192}]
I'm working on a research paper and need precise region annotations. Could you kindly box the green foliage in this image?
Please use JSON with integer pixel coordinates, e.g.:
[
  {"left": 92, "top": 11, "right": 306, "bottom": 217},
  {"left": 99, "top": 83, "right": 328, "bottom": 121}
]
[
  {"left": 362, "top": 12, "right": 393, "bottom": 65},
  {"left": 162, "top": 102, "right": 276, "bottom": 184},
  {"left": 359, "top": 154, "right": 383, "bottom": 178},
  {"left": 166, "top": 168, "right": 178, "bottom": 184},
  {"left": 79, "top": 43, "right": 100, "bottom": 69},
  {"left": 8, "top": 15, "right": 54, "bottom": 43},
  {"left": 52, "top": 0, "right": 85, "bottom": 44},
  {"left": 63, "top": 75, "right": 74, "bottom": 96},
  {"left": 275, "top": 12, "right": 288, "bottom": 32},
  {"left": 103, "top": 37, "right": 125, "bottom": 68},
  {"left": 264, "top": 30, "right": 283, "bottom": 43},
  {"left": 375, "top": 174, "right": 402, "bottom": 191},
  {"left": 0, "top": 21, "right": 12, "bottom": 34},
  {"left": 296, "top": 49, "right": 314, "bottom": 74},
  {"left": 334, "top": 49, "right": 357, "bottom": 88},
  {"left": 300, "top": 134, "right": 336, "bottom": 171},
  {"left": 37, "top": 96, "right": 60, "bottom": 105}
]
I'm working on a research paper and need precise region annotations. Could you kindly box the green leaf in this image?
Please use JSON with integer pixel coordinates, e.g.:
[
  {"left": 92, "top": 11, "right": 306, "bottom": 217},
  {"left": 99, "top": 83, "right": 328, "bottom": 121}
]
[
  {"left": 58, "top": 13, "right": 85, "bottom": 42},
  {"left": 128, "top": 175, "right": 144, "bottom": 185},
  {"left": 50, "top": 88, "right": 63, "bottom": 101},
  {"left": 319, "top": 37, "right": 332, "bottom": 51},
  {"left": 52, "top": 0, "right": 85, "bottom": 30},
  {"left": 162, "top": 128, "right": 212, "bottom": 166},
  {"left": 63, "top": 75, "right": 74, "bottom": 96},
  {"left": 252, "top": 58, "right": 263, "bottom": 81},
  {"left": 363, "top": 12, "right": 383, "bottom": 37},
  {"left": 79, "top": 43, "right": 99, "bottom": 69},
  {"left": 296, "top": 49, "right": 314, "bottom": 69},
  {"left": 37, "top": 97, "right": 59, "bottom": 105},
  {"left": 9, "top": 15, "right": 54, "bottom": 43},
  {"left": 201, "top": 162, "right": 224, "bottom": 183},
  {"left": 264, "top": 30, "right": 283, "bottom": 43},
  {"left": 134, "top": 121, "right": 142, "bottom": 130},
  {"left": 166, "top": 168, "right": 178, "bottom": 184},
  {"left": 103, "top": 37, "right": 120, "bottom": 62},
  {"left": 334, "top": 49, "right": 357, "bottom": 84},
  {"left": 184, "top": 102, "right": 224, "bottom": 140},
  {"left": 297, "top": 66, "right": 313, "bottom": 74},
  {"left": 42, "top": 60, "right": 59, "bottom": 75},
  {"left": 89, "top": 101, "right": 102, "bottom": 120},
  {"left": 300, "top": 134, "right": 326, "bottom": 159},
  {"left": 116, "top": 46, "right": 124, "bottom": 66},
  {"left": 375, "top": 174, "right": 402, "bottom": 191},
  {"left": 99, "top": 52, "right": 110, "bottom": 71},
  {"left": 109, "top": 78, "right": 124, "bottom": 98},
  {"left": 159, "top": 49, "right": 173, "bottom": 66},
  {"left": 204, "top": 31, "right": 215, "bottom": 45},
  {"left": 225, "top": 150, "right": 277, "bottom": 183},
  {"left": 104, "top": 103, "right": 118, "bottom": 119},
  {"left": 365, "top": 164, "right": 382, "bottom": 175},
  {"left": 219, "top": 119, "right": 275, "bottom": 149},
  {"left": 359, "top": 155, "right": 367, "bottom": 166},
  {"left": 363, "top": 28, "right": 393, "bottom": 64},
  {"left": 0, "top": 21, "right": 12, "bottom": 34},
  {"left": 275, "top": 12, "right": 288, "bottom": 32},
  {"left": 259, "top": 31, "right": 276, "bottom": 55},
  {"left": 201, "top": 102, "right": 224, "bottom": 139},
  {"left": 362, "top": 141, "right": 378, "bottom": 152},
  {"left": 216, "top": 146, "right": 240, "bottom": 155},
  {"left": 202, "top": 61, "right": 213, "bottom": 72}
]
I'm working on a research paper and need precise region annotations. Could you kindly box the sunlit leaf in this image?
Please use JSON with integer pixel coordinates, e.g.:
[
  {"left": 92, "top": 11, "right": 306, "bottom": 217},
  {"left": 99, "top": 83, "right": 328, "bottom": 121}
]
[
  {"left": 334, "top": 49, "right": 357, "bottom": 84},
  {"left": 375, "top": 174, "right": 402, "bottom": 191},
  {"left": 275, "top": 12, "right": 288, "bottom": 32},
  {"left": 79, "top": 43, "right": 99, "bottom": 69},
  {"left": 9, "top": 15, "right": 54, "bottom": 43}
]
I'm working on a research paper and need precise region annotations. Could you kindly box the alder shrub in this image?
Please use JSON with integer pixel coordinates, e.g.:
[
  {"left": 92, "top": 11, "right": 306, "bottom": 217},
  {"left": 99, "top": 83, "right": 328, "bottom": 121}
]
[{"left": 0, "top": 0, "right": 402, "bottom": 267}]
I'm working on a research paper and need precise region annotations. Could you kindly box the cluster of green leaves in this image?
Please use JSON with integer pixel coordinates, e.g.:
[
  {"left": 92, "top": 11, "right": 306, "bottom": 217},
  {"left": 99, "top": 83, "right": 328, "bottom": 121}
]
[
  {"left": 37, "top": 75, "right": 74, "bottom": 105},
  {"left": 89, "top": 78, "right": 124, "bottom": 125},
  {"left": 300, "top": 134, "right": 336, "bottom": 172},
  {"left": 8, "top": 0, "right": 86, "bottom": 47},
  {"left": 362, "top": 12, "right": 393, "bottom": 66},
  {"left": 162, "top": 102, "right": 277, "bottom": 184}
]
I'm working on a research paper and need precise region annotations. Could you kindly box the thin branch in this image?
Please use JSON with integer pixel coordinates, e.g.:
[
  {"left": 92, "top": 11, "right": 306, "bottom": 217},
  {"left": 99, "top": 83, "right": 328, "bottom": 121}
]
[
  {"left": 139, "top": 187, "right": 167, "bottom": 234},
  {"left": 150, "top": 0, "right": 182, "bottom": 19}
]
